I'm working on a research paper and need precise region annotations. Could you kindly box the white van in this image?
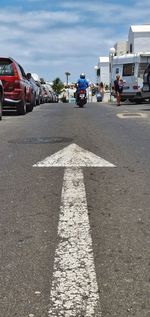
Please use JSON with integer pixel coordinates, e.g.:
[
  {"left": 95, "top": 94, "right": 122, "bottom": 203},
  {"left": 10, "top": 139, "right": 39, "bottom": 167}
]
[{"left": 111, "top": 52, "right": 150, "bottom": 103}]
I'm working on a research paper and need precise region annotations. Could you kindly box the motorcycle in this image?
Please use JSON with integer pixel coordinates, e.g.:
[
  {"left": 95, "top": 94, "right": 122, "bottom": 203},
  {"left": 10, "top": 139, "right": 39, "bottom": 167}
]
[{"left": 77, "top": 89, "right": 87, "bottom": 107}]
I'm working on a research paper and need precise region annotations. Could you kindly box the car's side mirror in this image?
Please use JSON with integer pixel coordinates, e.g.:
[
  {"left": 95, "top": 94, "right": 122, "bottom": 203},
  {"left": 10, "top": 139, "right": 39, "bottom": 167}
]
[{"left": 26, "top": 73, "right": 31, "bottom": 80}]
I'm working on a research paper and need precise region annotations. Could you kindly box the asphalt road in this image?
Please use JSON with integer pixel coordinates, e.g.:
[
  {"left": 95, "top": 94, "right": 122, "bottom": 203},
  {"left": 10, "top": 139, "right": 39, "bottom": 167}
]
[{"left": 0, "top": 101, "right": 150, "bottom": 317}]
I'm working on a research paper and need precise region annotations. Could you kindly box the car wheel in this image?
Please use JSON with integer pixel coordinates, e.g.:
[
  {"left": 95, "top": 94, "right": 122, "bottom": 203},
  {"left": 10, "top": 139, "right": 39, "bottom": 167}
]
[
  {"left": 0, "top": 90, "right": 3, "bottom": 120},
  {"left": 26, "top": 103, "right": 33, "bottom": 112},
  {"left": 0, "top": 101, "right": 2, "bottom": 121},
  {"left": 31, "top": 94, "right": 36, "bottom": 107},
  {"left": 17, "top": 99, "right": 27, "bottom": 115},
  {"left": 0, "top": 106, "right": 2, "bottom": 120},
  {"left": 36, "top": 96, "right": 40, "bottom": 105}
]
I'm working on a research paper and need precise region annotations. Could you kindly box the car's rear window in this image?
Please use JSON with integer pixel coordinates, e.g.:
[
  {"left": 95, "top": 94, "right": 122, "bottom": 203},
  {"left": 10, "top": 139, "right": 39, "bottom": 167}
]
[{"left": 0, "top": 60, "right": 14, "bottom": 76}]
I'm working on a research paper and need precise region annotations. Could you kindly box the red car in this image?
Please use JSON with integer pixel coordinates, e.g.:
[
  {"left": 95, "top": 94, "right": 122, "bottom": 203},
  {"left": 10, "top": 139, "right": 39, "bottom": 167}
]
[
  {"left": 0, "top": 79, "right": 4, "bottom": 120},
  {"left": 0, "top": 57, "right": 33, "bottom": 115}
]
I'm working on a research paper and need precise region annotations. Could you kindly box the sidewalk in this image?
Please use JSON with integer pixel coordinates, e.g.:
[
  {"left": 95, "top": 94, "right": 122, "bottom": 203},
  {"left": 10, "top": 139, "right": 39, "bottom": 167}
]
[
  {"left": 103, "top": 92, "right": 110, "bottom": 102},
  {"left": 88, "top": 92, "right": 113, "bottom": 103}
]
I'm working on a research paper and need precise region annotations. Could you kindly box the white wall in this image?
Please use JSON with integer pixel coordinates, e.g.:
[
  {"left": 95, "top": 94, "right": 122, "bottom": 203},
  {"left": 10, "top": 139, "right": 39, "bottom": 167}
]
[
  {"left": 128, "top": 28, "right": 150, "bottom": 53},
  {"left": 128, "top": 28, "right": 134, "bottom": 52},
  {"left": 99, "top": 64, "right": 109, "bottom": 85},
  {"left": 114, "top": 41, "right": 128, "bottom": 55},
  {"left": 134, "top": 35, "right": 150, "bottom": 52}
]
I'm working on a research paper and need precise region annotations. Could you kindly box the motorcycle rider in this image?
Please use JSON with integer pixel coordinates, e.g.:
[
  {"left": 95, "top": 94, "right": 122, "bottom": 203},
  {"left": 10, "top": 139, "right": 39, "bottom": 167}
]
[{"left": 76, "top": 73, "right": 89, "bottom": 103}]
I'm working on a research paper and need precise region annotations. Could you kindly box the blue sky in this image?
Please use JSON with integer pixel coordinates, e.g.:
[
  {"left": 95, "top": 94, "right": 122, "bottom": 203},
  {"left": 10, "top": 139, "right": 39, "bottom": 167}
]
[{"left": 0, "top": 0, "right": 150, "bottom": 83}]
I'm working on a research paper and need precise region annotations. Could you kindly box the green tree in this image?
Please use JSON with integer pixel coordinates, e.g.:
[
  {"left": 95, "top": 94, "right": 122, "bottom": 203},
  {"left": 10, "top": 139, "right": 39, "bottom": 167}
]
[{"left": 52, "top": 77, "right": 64, "bottom": 95}]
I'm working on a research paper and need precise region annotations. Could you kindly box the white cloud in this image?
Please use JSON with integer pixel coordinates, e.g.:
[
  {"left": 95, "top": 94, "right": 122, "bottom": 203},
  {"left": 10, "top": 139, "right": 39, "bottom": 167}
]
[
  {"left": 0, "top": 8, "right": 116, "bottom": 81},
  {"left": 0, "top": 1, "right": 150, "bottom": 81},
  {"left": 61, "top": 0, "right": 150, "bottom": 25},
  {"left": 0, "top": 9, "right": 81, "bottom": 29}
]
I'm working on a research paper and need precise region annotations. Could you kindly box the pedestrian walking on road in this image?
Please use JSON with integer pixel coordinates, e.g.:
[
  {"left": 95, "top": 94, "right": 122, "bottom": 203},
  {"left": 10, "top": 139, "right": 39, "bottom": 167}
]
[
  {"left": 98, "top": 82, "right": 105, "bottom": 101},
  {"left": 114, "top": 75, "right": 123, "bottom": 106}
]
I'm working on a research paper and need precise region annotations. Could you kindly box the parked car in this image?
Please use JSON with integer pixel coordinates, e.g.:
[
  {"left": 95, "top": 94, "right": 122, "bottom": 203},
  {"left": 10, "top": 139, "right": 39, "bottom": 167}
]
[
  {"left": 0, "top": 57, "right": 33, "bottom": 115},
  {"left": 0, "top": 79, "right": 4, "bottom": 120},
  {"left": 53, "top": 92, "right": 59, "bottom": 103},
  {"left": 42, "top": 84, "right": 52, "bottom": 103},
  {"left": 32, "top": 73, "right": 45, "bottom": 104},
  {"left": 36, "top": 81, "right": 45, "bottom": 104},
  {"left": 45, "top": 82, "right": 54, "bottom": 102},
  {"left": 26, "top": 73, "right": 40, "bottom": 106}
]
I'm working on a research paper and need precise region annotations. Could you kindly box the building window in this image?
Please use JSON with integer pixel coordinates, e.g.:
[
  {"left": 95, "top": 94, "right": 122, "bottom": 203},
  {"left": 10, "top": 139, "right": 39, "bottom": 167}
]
[
  {"left": 97, "top": 68, "right": 100, "bottom": 77},
  {"left": 123, "top": 63, "right": 135, "bottom": 76},
  {"left": 130, "top": 44, "right": 132, "bottom": 53},
  {"left": 116, "top": 68, "right": 119, "bottom": 74}
]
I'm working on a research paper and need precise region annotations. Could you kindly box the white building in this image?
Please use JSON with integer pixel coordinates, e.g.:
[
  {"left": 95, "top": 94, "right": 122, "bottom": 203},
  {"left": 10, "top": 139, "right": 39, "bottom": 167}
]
[
  {"left": 95, "top": 24, "right": 150, "bottom": 89},
  {"left": 114, "top": 41, "right": 128, "bottom": 56},
  {"left": 97, "top": 56, "right": 109, "bottom": 86},
  {"left": 128, "top": 24, "right": 150, "bottom": 53}
]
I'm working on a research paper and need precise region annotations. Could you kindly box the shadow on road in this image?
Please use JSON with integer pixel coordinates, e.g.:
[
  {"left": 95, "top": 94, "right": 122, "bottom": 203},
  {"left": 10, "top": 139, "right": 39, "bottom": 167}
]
[{"left": 140, "top": 108, "right": 150, "bottom": 111}]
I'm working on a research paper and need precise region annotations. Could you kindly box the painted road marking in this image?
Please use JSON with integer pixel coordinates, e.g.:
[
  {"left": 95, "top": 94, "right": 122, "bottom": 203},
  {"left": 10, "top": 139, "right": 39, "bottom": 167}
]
[
  {"left": 33, "top": 143, "right": 115, "bottom": 167},
  {"left": 48, "top": 168, "right": 101, "bottom": 316},
  {"left": 117, "top": 112, "right": 147, "bottom": 119},
  {"left": 33, "top": 144, "right": 115, "bottom": 316}
]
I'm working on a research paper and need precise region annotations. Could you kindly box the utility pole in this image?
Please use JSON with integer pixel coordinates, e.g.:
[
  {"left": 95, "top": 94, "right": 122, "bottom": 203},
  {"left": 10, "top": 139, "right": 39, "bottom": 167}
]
[
  {"left": 109, "top": 47, "right": 116, "bottom": 102},
  {"left": 65, "top": 72, "right": 71, "bottom": 102}
]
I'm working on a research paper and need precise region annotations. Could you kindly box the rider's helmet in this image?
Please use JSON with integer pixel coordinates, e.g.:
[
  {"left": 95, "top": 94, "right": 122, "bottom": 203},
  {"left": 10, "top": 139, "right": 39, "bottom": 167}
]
[{"left": 80, "top": 73, "right": 85, "bottom": 79}]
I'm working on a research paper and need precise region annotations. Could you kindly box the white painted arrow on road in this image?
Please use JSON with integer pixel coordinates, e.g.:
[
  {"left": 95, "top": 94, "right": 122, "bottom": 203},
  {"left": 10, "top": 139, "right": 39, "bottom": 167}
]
[
  {"left": 33, "top": 143, "right": 115, "bottom": 167},
  {"left": 33, "top": 144, "right": 116, "bottom": 317}
]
